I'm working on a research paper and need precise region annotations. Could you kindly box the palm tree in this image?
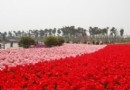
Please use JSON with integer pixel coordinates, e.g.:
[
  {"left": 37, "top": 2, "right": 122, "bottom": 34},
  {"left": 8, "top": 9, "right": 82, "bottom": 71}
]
[
  {"left": 44, "top": 29, "right": 49, "bottom": 37},
  {"left": 48, "top": 29, "right": 52, "bottom": 36},
  {"left": 57, "top": 29, "right": 61, "bottom": 36},
  {"left": 39, "top": 29, "right": 45, "bottom": 39},
  {"left": 2, "top": 32, "right": 7, "bottom": 41},
  {"left": 28, "top": 30, "right": 32, "bottom": 36},
  {"left": 89, "top": 27, "right": 99, "bottom": 37},
  {"left": 89, "top": 27, "right": 93, "bottom": 36},
  {"left": 8, "top": 31, "right": 13, "bottom": 39},
  {"left": 17, "top": 30, "right": 22, "bottom": 37},
  {"left": 120, "top": 29, "right": 124, "bottom": 37},
  {"left": 33, "top": 30, "right": 39, "bottom": 40},
  {"left": 21, "top": 31, "right": 25, "bottom": 36},
  {"left": 13, "top": 31, "right": 18, "bottom": 37},
  {"left": 52, "top": 28, "right": 56, "bottom": 36},
  {"left": 110, "top": 27, "right": 117, "bottom": 37},
  {"left": 101, "top": 27, "right": 109, "bottom": 36}
]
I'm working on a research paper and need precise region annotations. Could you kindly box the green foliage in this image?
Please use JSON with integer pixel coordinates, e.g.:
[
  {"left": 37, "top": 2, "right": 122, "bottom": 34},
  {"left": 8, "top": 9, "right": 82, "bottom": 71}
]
[
  {"left": 120, "top": 29, "right": 124, "bottom": 37},
  {"left": 57, "top": 37, "right": 65, "bottom": 46},
  {"left": 18, "top": 36, "right": 35, "bottom": 48},
  {"left": 44, "top": 36, "right": 64, "bottom": 47},
  {"left": 44, "top": 36, "right": 58, "bottom": 47}
]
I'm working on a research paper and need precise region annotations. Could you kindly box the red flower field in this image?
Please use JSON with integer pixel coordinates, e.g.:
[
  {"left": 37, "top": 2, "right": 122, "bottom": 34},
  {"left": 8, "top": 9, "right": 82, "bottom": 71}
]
[{"left": 0, "top": 44, "right": 130, "bottom": 90}]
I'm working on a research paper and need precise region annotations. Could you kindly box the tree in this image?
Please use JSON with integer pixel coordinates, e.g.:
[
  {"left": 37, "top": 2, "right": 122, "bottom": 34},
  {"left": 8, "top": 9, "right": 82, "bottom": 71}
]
[
  {"left": 13, "top": 31, "right": 18, "bottom": 37},
  {"left": 2, "top": 32, "right": 7, "bottom": 41},
  {"left": 44, "top": 29, "right": 49, "bottom": 37},
  {"left": 39, "top": 29, "right": 45, "bottom": 38},
  {"left": 21, "top": 31, "right": 26, "bottom": 36},
  {"left": 17, "top": 30, "right": 22, "bottom": 37},
  {"left": 52, "top": 28, "right": 56, "bottom": 36},
  {"left": 69, "top": 26, "right": 75, "bottom": 37},
  {"left": 44, "top": 36, "right": 64, "bottom": 47},
  {"left": 28, "top": 30, "right": 32, "bottom": 36},
  {"left": 18, "top": 36, "right": 35, "bottom": 48},
  {"left": 34, "top": 30, "right": 39, "bottom": 39},
  {"left": 8, "top": 31, "right": 13, "bottom": 38},
  {"left": 102, "top": 27, "right": 109, "bottom": 36},
  {"left": 120, "top": 29, "right": 124, "bottom": 37},
  {"left": 48, "top": 29, "right": 52, "bottom": 36},
  {"left": 89, "top": 27, "right": 93, "bottom": 36},
  {"left": 110, "top": 27, "right": 117, "bottom": 37},
  {"left": 89, "top": 27, "right": 99, "bottom": 36},
  {"left": 57, "top": 29, "right": 61, "bottom": 36},
  {"left": 60, "top": 26, "right": 70, "bottom": 37},
  {"left": 44, "top": 36, "right": 59, "bottom": 47}
]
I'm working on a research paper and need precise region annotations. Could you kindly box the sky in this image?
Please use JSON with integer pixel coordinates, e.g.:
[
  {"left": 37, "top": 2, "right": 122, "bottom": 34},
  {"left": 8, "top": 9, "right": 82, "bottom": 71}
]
[{"left": 0, "top": 0, "right": 130, "bottom": 35}]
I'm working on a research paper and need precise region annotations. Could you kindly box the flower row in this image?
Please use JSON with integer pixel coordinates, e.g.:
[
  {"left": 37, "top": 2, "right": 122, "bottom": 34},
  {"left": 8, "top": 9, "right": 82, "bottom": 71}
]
[{"left": 0, "top": 44, "right": 105, "bottom": 70}]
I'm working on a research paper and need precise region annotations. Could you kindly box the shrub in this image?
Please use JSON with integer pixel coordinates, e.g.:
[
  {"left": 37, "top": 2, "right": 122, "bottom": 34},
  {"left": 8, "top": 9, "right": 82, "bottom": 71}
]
[
  {"left": 44, "top": 36, "right": 64, "bottom": 47},
  {"left": 44, "top": 36, "right": 58, "bottom": 47},
  {"left": 57, "top": 37, "right": 65, "bottom": 46},
  {"left": 18, "top": 36, "right": 35, "bottom": 48}
]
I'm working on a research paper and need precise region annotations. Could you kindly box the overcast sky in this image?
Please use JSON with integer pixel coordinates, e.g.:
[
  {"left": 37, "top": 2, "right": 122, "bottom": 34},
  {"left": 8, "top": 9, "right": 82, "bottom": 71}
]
[{"left": 0, "top": 0, "right": 130, "bottom": 35}]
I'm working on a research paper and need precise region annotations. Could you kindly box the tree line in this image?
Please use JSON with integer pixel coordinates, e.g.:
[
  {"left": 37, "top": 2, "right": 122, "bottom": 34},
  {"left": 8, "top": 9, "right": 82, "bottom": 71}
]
[
  {"left": 89, "top": 27, "right": 124, "bottom": 37},
  {"left": 0, "top": 26, "right": 124, "bottom": 43}
]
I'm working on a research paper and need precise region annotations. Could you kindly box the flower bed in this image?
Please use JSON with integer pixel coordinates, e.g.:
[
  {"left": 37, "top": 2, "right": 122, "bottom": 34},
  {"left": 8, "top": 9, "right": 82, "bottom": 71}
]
[
  {"left": 0, "top": 44, "right": 130, "bottom": 89},
  {"left": 0, "top": 44, "right": 105, "bottom": 70}
]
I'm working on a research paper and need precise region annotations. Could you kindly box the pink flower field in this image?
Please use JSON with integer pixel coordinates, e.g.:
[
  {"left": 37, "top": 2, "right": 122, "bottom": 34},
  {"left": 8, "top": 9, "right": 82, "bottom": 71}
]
[{"left": 0, "top": 44, "right": 106, "bottom": 70}]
